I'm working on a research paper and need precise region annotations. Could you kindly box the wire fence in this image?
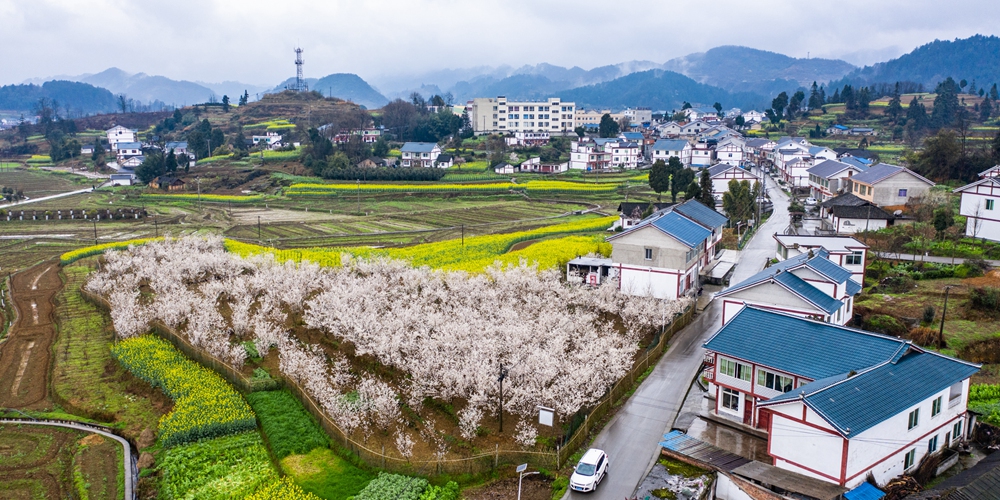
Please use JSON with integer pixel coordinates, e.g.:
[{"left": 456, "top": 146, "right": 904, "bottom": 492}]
[{"left": 81, "top": 286, "right": 695, "bottom": 476}]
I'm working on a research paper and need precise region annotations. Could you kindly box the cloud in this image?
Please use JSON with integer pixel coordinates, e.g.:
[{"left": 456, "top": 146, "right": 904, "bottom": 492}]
[{"left": 0, "top": 0, "right": 998, "bottom": 87}]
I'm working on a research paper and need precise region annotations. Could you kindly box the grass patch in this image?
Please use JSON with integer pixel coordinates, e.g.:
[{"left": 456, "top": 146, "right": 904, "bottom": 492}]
[
  {"left": 247, "top": 389, "right": 329, "bottom": 459},
  {"left": 158, "top": 431, "right": 277, "bottom": 500},
  {"left": 281, "top": 447, "right": 375, "bottom": 499},
  {"left": 658, "top": 458, "right": 709, "bottom": 478}
]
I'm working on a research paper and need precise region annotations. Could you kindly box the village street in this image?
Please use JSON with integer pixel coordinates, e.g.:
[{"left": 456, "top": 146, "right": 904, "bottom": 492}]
[{"left": 566, "top": 174, "right": 790, "bottom": 499}]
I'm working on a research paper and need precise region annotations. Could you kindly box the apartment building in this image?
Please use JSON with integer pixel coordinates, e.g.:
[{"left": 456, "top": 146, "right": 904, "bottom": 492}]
[{"left": 468, "top": 97, "right": 575, "bottom": 135}]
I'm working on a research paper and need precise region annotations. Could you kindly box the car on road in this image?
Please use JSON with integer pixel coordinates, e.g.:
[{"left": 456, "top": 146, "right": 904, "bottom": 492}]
[
  {"left": 804, "top": 197, "right": 817, "bottom": 206},
  {"left": 570, "top": 448, "right": 609, "bottom": 493}
]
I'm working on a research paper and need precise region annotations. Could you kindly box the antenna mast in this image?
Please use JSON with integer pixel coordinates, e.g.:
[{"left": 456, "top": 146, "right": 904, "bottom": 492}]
[{"left": 294, "top": 47, "right": 307, "bottom": 92}]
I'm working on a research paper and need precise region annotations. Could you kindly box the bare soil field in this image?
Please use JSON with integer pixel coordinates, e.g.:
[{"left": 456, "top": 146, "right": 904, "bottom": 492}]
[{"left": 0, "top": 261, "right": 61, "bottom": 409}]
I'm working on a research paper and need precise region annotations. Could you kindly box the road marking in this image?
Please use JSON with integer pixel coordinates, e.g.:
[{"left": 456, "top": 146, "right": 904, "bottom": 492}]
[{"left": 11, "top": 341, "right": 35, "bottom": 396}]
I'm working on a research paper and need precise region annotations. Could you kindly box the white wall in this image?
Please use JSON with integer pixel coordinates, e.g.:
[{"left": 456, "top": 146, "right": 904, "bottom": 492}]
[
  {"left": 769, "top": 403, "right": 845, "bottom": 484},
  {"left": 835, "top": 217, "right": 889, "bottom": 234},
  {"left": 843, "top": 379, "right": 970, "bottom": 487},
  {"left": 715, "top": 473, "right": 755, "bottom": 500},
  {"left": 619, "top": 266, "right": 681, "bottom": 300},
  {"left": 959, "top": 190, "right": 1000, "bottom": 241},
  {"left": 720, "top": 282, "right": 826, "bottom": 325}
]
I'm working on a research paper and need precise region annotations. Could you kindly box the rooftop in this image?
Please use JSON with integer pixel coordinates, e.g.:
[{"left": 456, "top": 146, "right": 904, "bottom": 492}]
[
  {"left": 704, "top": 307, "right": 908, "bottom": 380},
  {"left": 400, "top": 142, "right": 439, "bottom": 153},
  {"left": 807, "top": 159, "right": 858, "bottom": 179},
  {"left": 773, "top": 234, "right": 868, "bottom": 252},
  {"left": 653, "top": 139, "right": 690, "bottom": 150},
  {"left": 850, "top": 163, "right": 934, "bottom": 186},
  {"left": 830, "top": 204, "right": 895, "bottom": 220},
  {"left": 609, "top": 209, "right": 712, "bottom": 248},
  {"left": 674, "top": 199, "right": 728, "bottom": 229},
  {"left": 731, "top": 462, "right": 848, "bottom": 500}
]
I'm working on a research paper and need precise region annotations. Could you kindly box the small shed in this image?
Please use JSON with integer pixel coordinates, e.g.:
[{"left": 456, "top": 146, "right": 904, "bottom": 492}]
[{"left": 150, "top": 176, "right": 185, "bottom": 191}]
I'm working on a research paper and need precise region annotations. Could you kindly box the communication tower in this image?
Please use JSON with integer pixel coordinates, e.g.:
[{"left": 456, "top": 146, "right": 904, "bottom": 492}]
[{"left": 294, "top": 47, "right": 307, "bottom": 92}]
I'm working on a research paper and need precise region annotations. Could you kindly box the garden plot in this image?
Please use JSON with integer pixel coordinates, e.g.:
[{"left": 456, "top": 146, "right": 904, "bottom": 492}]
[
  {"left": 0, "top": 261, "right": 62, "bottom": 409},
  {"left": 0, "top": 169, "right": 90, "bottom": 199},
  {"left": 0, "top": 424, "right": 120, "bottom": 500},
  {"left": 86, "top": 236, "right": 689, "bottom": 464}
]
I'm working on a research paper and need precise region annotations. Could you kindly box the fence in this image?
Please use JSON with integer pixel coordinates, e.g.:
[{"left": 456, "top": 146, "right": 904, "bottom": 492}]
[
  {"left": 82, "top": 281, "right": 696, "bottom": 477},
  {"left": 556, "top": 304, "right": 694, "bottom": 466}
]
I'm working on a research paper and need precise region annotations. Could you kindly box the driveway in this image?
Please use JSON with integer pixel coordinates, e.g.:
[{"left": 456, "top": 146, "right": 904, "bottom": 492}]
[{"left": 566, "top": 174, "right": 790, "bottom": 499}]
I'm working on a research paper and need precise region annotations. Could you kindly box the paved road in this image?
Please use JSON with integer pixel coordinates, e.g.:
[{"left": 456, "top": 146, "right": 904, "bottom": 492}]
[
  {"left": 0, "top": 186, "right": 99, "bottom": 209},
  {"left": 0, "top": 418, "right": 135, "bottom": 499},
  {"left": 567, "top": 175, "right": 790, "bottom": 499}
]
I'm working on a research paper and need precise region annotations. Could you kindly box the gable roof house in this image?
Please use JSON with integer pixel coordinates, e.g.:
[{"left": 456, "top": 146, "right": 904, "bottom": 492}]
[
  {"left": 400, "top": 142, "right": 443, "bottom": 167},
  {"left": 708, "top": 164, "right": 759, "bottom": 201},
  {"left": 651, "top": 139, "right": 693, "bottom": 166},
  {"left": 954, "top": 168, "right": 1000, "bottom": 242},
  {"left": 106, "top": 125, "right": 137, "bottom": 149},
  {"left": 714, "top": 139, "right": 745, "bottom": 167},
  {"left": 774, "top": 234, "right": 869, "bottom": 282},
  {"left": 703, "top": 307, "right": 979, "bottom": 488},
  {"left": 807, "top": 159, "right": 867, "bottom": 202},
  {"left": 848, "top": 164, "right": 934, "bottom": 208},
  {"left": 608, "top": 200, "right": 727, "bottom": 299},
  {"left": 616, "top": 201, "right": 675, "bottom": 230},
  {"left": 715, "top": 247, "right": 860, "bottom": 326},
  {"left": 657, "top": 121, "right": 683, "bottom": 137},
  {"left": 690, "top": 141, "right": 714, "bottom": 167}
]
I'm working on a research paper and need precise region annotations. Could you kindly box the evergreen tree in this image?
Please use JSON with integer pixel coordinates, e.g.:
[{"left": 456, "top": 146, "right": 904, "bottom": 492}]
[
  {"left": 906, "top": 97, "right": 929, "bottom": 130},
  {"left": 372, "top": 138, "right": 389, "bottom": 157},
  {"left": 808, "top": 81, "right": 822, "bottom": 110},
  {"left": 981, "top": 96, "right": 993, "bottom": 122},
  {"left": 136, "top": 152, "right": 165, "bottom": 184},
  {"left": 648, "top": 159, "right": 670, "bottom": 200},
  {"left": 713, "top": 102, "right": 723, "bottom": 115},
  {"left": 991, "top": 84, "right": 999, "bottom": 101},
  {"left": 698, "top": 168, "right": 715, "bottom": 208},
  {"left": 788, "top": 90, "right": 805, "bottom": 119},
  {"left": 857, "top": 87, "right": 870, "bottom": 118},
  {"left": 771, "top": 92, "right": 789, "bottom": 120},
  {"left": 668, "top": 157, "right": 692, "bottom": 203},
  {"left": 886, "top": 90, "right": 903, "bottom": 123},
  {"left": 931, "top": 77, "right": 961, "bottom": 128},
  {"left": 830, "top": 88, "right": 841, "bottom": 104},
  {"left": 165, "top": 149, "right": 178, "bottom": 173},
  {"left": 598, "top": 113, "right": 620, "bottom": 138},
  {"left": 684, "top": 180, "right": 701, "bottom": 201},
  {"left": 221, "top": 95, "right": 230, "bottom": 112},
  {"left": 239, "top": 90, "right": 249, "bottom": 106}
]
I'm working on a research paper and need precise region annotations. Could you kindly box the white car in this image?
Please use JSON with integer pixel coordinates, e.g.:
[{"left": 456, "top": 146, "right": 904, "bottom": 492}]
[
  {"left": 804, "top": 197, "right": 818, "bottom": 206},
  {"left": 569, "top": 448, "right": 609, "bottom": 493}
]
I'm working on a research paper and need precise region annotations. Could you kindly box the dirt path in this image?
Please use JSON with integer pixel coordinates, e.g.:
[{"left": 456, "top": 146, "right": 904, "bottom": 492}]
[{"left": 0, "top": 260, "right": 61, "bottom": 409}]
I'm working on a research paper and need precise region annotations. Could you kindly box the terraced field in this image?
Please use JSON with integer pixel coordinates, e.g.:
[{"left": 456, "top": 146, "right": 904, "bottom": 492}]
[
  {"left": 0, "top": 424, "right": 121, "bottom": 499},
  {"left": 0, "top": 169, "right": 91, "bottom": 200}
]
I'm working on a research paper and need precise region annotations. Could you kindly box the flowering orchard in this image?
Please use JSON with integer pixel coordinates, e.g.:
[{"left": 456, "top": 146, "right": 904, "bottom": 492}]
[{"left": 88, "top": 236, "right": 688, "bottom": 458}]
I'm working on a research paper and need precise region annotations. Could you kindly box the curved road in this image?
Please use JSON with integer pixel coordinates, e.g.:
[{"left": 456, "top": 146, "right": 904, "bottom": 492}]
[
  {"left": 566, "top": 174, "right": 790, "bottom": 500},
  {"left": 0, "top": 418, "right": 136, "bottom": 499}
]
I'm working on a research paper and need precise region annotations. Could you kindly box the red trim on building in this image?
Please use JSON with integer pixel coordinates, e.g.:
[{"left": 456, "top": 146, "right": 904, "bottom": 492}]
[
  {"left": 844, "top": 413, "right": 965, "bottom": 483},
  {"left": 771, "top": 456, "right": 841, "bottom": 483},
  {"left": 770, "top": 409, "right": 842, "bottom": 436}
]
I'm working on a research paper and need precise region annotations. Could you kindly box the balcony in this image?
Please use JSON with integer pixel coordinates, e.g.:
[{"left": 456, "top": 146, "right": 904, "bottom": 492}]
[{"left": 704, "top": 353, "right": 715, "bottom": 365}]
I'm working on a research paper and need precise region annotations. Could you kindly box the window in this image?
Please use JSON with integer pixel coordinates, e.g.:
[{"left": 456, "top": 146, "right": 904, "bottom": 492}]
[
  {"left": 846, "top": 251, "right": 864, "bottom": 266},
  {"left": 719, "top": 359, "right": 751, "bottom": 381},
  {"left": 898, "top": 189, "right": 908, "bottom": 197},
  {"left": 908, "top": 408, "right": 920, "bottom": 430},
  {"left": 644, "top": 248, "right": 652, "bottom": 260},
  {"left": 949, "top": 381, "right": 963, "bottom": 406},
  {"left": 932, "top": 396, "right": 942, "bottom": 417},
  {"left": 904, "top": 449, "right": 916, "bottom": 470},
  {"left": 757, "top": 370, "right": 794, "bottom": 392},
  {"left": 721, "top": 387, "right": 740, "bottom": 411},
  {"left": 928, "top": 435, "right": 939, "bottom": 453},
  {"left": 954, "top": 420, "right": 963, "bottom": 440},
  {"left": 988, "top": 199, "right": 996, "bottom": 211}
]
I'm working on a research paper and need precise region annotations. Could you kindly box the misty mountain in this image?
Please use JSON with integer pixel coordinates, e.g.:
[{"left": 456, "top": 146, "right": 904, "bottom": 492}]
[
  {"left": 560, "top": 70, "right": 765, "bottom": 111},
  {"left": 270, "top": 73, "right": 389, "bottom": 109},
  {"left": 662, "top": 46, "right": 855, "bottom": 94},
  {"left": 0, "top": 80, "right": 117, "bottom": 114},
  {"left": 197, "top": 81, "right": 272, "bottom": 102},
  {"left": 76, "top": 68, "right": 218, "bottom": 106},
  {"left": 832, "top": 35, "right": 1000, "bottom": 90}
]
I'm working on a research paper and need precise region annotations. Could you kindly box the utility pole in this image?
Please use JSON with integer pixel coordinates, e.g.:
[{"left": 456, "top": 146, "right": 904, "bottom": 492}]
[
  {"left": 197, "top": 177, "right": 201, "bottom": 211},
  {"left": 498, "top": 363, "right": 509, "bottom": 433},
  {"left": 939, "top": 285, "right": 953, "bottom": 348},
  {"left": 461, "top": 224, "right": 465, "bottom": 247},
  {"left": 92, "top": 219, "right": 97, "bottom": 245},
  {"left": 258, "top": 215, "right": 262, "bottom": 241},
  {"left": 154, "top": 218, "right": 158, "bottom": 237}
]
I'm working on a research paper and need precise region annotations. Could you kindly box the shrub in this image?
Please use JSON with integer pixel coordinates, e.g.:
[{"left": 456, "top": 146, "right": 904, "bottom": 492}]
[
  {"left": 874, "top": 274, "right": 915, "bottom": 294},
  {"left": 245, "top": 477, "right": 321, "bottom": 500},
  {"left": 863, "top": 314, "right": 908, "bottom": 336},
  {"left": 966, "top": 256, "right": 992, "bottom": 276},
  {"left": 353, "top": 472, "right": 428, "bottom": 500},
  {"left": 908, "top": 326, "right": 939, "bottom": 347},
  {"left": 110, "top": 335, "right": 256, "bottom": 447},
  {"left": 970, "top": 287, "right": 1000, "bottom": 314},
  {"left": 922, "top": 306, "right": 936, "bottom": 325}
]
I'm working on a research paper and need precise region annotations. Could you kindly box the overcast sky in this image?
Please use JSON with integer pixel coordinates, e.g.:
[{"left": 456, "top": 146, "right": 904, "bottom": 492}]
[{"left": 1, "top": 0, "right": 998, "bottom": 88}]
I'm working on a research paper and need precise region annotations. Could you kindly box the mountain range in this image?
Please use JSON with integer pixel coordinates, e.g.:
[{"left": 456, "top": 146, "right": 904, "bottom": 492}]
[{"left": 6, "top": 35, "right": 1000, "bottom": 115}]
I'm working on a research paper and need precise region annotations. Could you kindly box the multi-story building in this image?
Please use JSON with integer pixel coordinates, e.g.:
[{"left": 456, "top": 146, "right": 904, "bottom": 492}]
[
  {"left": 651, "top": 139, "right": 693, "bottom": 166},
  {"left": 400, "top": 142, "right": 443, "bottom": 167},
  {"left": 469, "top": 96, "right": 575, "bottom": 135},
  {"left": 505, "top": 131, "right": 550, "bottom": 147},
  {"left": 569, "top": 139, "right": 610, "bottom": 171},
  {"left": 106, "top": 125, "right": 137, "bottom": 150},
  {"left": 847, "top": 163, "right": 935, "bottom": 208},
  {"left": 703, "top": 307, "right": 979, "bottom": 488},
  {"left": 955, "top": 166, "right": 1000, "bottom": 242},
  {"left": 607, "top": 140, "right": 641, "bottom": 169}
]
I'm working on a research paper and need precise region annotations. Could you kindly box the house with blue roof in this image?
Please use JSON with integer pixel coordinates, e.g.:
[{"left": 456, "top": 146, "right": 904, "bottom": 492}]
[
  {"left": 708, "top": 163, "right": 759, "bottom": 201},
  {"left": 703, "top": 307, "right": 979, "bottom": 489},
  {"left": 715, "top": 247, "right": 860, "bottom": 326},
  {"left": 400, "top": 142, "right": 443, "bottom": 167},
  {"left": 607, "top": 199, "right": 727, "bottom": 299}
]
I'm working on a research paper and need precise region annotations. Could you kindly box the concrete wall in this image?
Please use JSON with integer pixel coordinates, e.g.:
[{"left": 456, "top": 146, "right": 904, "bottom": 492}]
[
  {"left": 720, "top": 282, "right": 824, "bottom": 325},
  {"left": 959, "top": 187, "right": 1000, "bottom": 241},
  {"left": 835, "top": 217, "right": 889, "bottom": 234},
  {"left": 619, "top": 265, "right": 682, "bottom": 299},
  {"left": 872, "top": 172, "right": 932, "bottom": 206},
  {"left": 611, "top": 225, "right": 696, "bottom": 270},
  {"left": 769, "top": 402, "right": 846, "bottom": 484}
]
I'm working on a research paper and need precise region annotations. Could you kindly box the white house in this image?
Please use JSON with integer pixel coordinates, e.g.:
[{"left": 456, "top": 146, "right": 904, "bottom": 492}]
[
  {"left": 494, "top": 162, "right": 516, "bottom": 174},
  {"left": 608, "top": 200, "right": 727, "bottom": 299},
  {"left": 714, "top": 138, "right": 745, "bottom": 167},
  {"left": 807, "top": 159, "right": 866, "bottom": 201},
  {"left": 505, "top": 131, "right": 550, "bottom": 147},
  {"left": 690, "top": 142, "right": 713, "bottom": 167},
  {"left": 115, "top": 142, "right": 143, "bottom": 162},
  {"left": 783, "top": 157, "right": 814, "bottom": 188},
  {"left": 704, "top": 307, "right": 979, "bottom": 488},
  {"left": 616, "top": 201, "right": 674, "bottom": 230},
  {"left": 707, "top": 164, "right": 759, "bottom": 200},
  {"left": 109, "top": 173, "right": 135, "bottom": 186},
  {"left": 469, "top": 96, "right": 575, "bottom": 135},
  {"left": 106, "top": 125, "right": 137, "bottom": 149},
  {"left": 652, "top": 139, "right": 692, "bottom": 166},
  {"left": 252, "top": 132, "right": 283, "bottom": 150},
  {"left": 848, "top": 164, "right": 935, "bottom": 207},
  {"left": 715, "top": 247, "right": 860, "bottom": 326},
  {"left": 607, "top": 140, "right": 641, "bottom": 169},
  {"left": 825, "top": 202, "right": 894, "bottom": 235},
  {"left": 681, "top": 120, "right": 714, "bottom": 136},
  {"left": 773, "top": 234, "right": 869, "bottom": 283},
  {"left": 400, "top": 142, "right": 443, "bottom": 167},
  {"left": 569, "top": 139, "right": 611, "bottom": 171},
  {"left": 954, "top": 167, "right": 1000, "bottom": 242},
  {"left": 657, "top": 121, "right": 683, "bottom": 137},
  {"left": 164, "top": 141, "right": 190, "bottom": 157}
]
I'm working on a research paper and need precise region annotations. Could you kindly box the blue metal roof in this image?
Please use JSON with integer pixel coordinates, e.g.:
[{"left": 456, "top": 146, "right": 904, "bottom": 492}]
[
  {"left": 703, "top": 307, "right": 908, "bottom": 380},
  {"left": 674, "top": 199, "right": 728, "bottom": 230},
  {"left": 846, "top": 278, "right": 862, "bottom": 296},
  {"left": 844, "top": 482, "right": 885, "bottom": 500},
  {"left": 807, "top": 160, "right": 855, "bottom": 179},
  {"left": 773, "top": 271, "right": 843, "bottom": 314},
  {"left": 764, "top": 349, "right": 979, "bottom": 436},
  {"left": 164, "top": 141, "right": 188, "bottom": 150},
  {"left": 400, "top": 142, "right": 439, "bottom": 153},
  {"left": 650, "top": 211, "right": 712, "bottom": 248},
  {"left": 653, "top": 139, "right": 690, "bottom": 151},
  {"left": 805, "top": 252, "right": 853, "bottom": 284},
  {"left": 621, "top": 132, "right": 644, "bottom": 140},
  {"left": 839, "top": 156, "right": 871, "bottom": 171}
]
